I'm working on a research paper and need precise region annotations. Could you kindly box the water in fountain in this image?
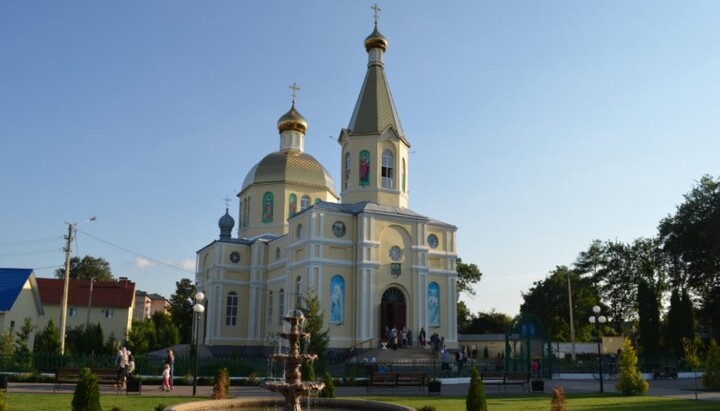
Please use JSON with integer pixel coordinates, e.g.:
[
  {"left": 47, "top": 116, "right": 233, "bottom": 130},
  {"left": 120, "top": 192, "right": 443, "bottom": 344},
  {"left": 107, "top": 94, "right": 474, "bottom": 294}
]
[{"left": 261, "top": 309, "right": 325, "bottom": 411}]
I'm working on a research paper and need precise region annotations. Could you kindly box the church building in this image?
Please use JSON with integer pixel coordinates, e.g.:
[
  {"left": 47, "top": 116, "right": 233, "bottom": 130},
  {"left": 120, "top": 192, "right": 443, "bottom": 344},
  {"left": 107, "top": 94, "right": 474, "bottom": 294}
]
[{"left": 196, "top": 14, "right": 458, "bottom": 354}]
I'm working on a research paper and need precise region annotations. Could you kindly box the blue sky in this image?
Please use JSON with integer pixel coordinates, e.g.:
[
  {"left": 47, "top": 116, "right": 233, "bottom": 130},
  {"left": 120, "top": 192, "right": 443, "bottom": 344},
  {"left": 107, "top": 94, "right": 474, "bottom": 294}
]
[{"left": 2, "top": 1, "right": 719, "bottom": 318}]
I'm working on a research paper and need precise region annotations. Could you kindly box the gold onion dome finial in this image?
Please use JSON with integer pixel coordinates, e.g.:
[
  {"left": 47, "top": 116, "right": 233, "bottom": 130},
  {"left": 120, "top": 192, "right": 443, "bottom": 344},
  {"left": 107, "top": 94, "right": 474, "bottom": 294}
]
[
  {"left": 365, "top": 3, "right": 388, "bottom": 52},
  {"left": 277, "top": 82, "right": 308, "bottom": 134}
]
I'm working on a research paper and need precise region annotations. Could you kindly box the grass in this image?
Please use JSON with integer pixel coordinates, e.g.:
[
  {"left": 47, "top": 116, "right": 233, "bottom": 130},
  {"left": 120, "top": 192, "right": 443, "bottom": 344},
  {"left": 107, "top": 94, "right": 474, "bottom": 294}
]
[{"left": 4, "top": 392, "right": 719, "bottom": 411}]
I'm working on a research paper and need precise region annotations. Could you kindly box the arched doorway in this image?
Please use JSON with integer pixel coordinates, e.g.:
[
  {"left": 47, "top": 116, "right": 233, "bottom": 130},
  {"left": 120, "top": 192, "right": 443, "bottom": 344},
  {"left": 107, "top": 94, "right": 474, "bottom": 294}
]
[
  {"left": 380, "top": 287, "right": 406, "bottom": 343},
  {"left": 504, "top": 313, "right": 552, "bottom": 377}
]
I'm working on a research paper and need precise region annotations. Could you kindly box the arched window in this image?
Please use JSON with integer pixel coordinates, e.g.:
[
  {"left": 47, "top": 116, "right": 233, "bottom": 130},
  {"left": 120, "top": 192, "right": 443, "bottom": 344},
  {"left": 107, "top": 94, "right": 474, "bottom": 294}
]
[
  {"left": 226, "top": 292, "right": 238, "bottom": 326},
  {"left": 262, "top": 192, "right": 274, "bottom": 223},
  {"left": 344, "top": 152, "right": 351, "bottom": 189},
  {"left": 288, "top": 193, "right": 297, "bottom": 217},
  {"left": 382, "top": 150, "right": 394, "bottom": 189},
  {"left": 427, "top": 282, "right": 440, "bottom": 327},
  {"left": 267, "top": 291, "right": 274, "bottom": 325},
  {"left": 239, "top": 201, "right": 244, "bottom": 229},
  {"left": 279, "top": 288, "right": 285, "bottom": 326},
  {"left": 301, "top": 195, "right": 311, "bottom": 211},
  {"left": 402, "top": 158, "right": 406, "bottom": 193},
  {"left": 295, "top": 276, "right": 303, "bottom": 308}
]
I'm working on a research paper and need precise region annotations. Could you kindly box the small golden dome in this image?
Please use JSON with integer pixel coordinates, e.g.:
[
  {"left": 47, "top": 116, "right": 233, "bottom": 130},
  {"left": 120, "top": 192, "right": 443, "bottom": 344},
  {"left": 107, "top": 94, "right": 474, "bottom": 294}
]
[
  {"left": 364, "top": 25, "right": 388, "bottom": 52},
  {"left": 277, "top": 104, "right": 308, "bottom": 134}
]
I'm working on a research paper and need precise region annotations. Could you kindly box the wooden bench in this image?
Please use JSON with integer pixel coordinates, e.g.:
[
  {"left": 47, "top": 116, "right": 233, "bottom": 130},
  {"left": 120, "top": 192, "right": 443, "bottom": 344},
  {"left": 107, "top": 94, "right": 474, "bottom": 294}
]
[
  {"left": 481, "top": 371, "right": 529, "bottom": 392},
  {"left": 367, "top": 372, "right": 426, "bottom": 394},
  {"left": 54, "top": 367, "right": 120, "bottom": 392}
]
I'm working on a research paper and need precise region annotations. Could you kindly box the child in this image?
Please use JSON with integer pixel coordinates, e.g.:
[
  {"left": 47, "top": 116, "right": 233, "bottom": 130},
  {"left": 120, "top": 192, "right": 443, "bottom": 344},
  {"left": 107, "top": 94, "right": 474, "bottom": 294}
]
[{"left": 161, "top": 363, "right": 171, "bottom": 392}]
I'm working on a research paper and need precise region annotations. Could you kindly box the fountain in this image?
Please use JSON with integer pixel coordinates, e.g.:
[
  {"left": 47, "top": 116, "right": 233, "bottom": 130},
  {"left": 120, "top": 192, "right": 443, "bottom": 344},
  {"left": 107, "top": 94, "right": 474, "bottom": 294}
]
[
  {"left": 261, "top": 309, "right": 325, "bottom": 411},
  {"left": 165, "top": 309, "right": 414, "bottom": 411}
]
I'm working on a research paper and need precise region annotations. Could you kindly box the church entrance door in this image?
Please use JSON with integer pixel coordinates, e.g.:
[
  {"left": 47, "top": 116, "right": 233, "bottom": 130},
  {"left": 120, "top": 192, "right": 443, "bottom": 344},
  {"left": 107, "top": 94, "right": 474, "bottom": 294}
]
[{"left": 380, "top": 287, "right": 406, "bottom": 345}]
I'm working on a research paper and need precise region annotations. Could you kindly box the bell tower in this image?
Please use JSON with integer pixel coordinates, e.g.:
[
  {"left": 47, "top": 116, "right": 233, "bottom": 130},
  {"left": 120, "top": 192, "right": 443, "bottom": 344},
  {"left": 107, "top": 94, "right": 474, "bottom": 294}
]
[{"left": 338, "top": 5, "right": 410, "bottom": 208}]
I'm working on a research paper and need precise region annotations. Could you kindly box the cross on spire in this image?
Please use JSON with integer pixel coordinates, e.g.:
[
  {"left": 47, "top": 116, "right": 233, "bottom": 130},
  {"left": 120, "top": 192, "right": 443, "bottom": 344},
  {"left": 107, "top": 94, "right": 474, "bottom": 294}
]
[
  {"left": 223, "top": 195, "right": 231, "bottom": 209},
  {"left": 371, "top": 3, "right": 381, "bottom": 25},
  {"left": 289, "top": 82, "right": 300, "bottom": 105}
]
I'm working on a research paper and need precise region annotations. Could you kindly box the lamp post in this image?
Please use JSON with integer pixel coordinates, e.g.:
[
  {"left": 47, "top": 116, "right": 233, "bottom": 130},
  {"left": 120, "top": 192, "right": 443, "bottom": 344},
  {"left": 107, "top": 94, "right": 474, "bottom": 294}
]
[
  {"left": 192, "top": 291, "right": 205, "bottom": 397},
  {"left": 589, "top": 305, "right": 607, "bottom": 393},
  {"left": 59, "top": 216, "right": 96, "bottom": 355}
]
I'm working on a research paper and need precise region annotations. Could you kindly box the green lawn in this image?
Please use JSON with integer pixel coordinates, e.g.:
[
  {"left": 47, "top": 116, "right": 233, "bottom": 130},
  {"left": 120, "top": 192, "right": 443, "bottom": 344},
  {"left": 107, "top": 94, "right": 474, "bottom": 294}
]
[{"left": 3, "top": 392, "right": 719, "bottom": 411}]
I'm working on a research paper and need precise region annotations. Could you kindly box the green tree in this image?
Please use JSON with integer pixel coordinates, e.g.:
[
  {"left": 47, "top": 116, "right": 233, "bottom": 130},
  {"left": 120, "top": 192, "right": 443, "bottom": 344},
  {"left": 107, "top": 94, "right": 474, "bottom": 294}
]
[
  {"left": 14, "top": 317, "right": 36, "bottom": 357},
  {"left": 615, "top": 338, "right": 649, "bottom": 396},
  {"left": 703, "top": 339, "right": 720, "bottom": 390},
  {"left": 521, "top": 266, "right": 596, "bottom": 342},
  {"left": 0, "top": 329, "right": 13, "bottom": 356},
  {"left": 659, "top": 175, "right": 720, "bottom": 339},
  {"left": 126, "top": 319, "right": 157, "bottom": 354},
  {"left": 300, "top": 292, "right": 330, "bottom": 376},
  {"left": 460, "top": 310, "right": 512, "bottom": 334},
  {"left": 169, "top": 278, "right": 196, "bottom": 343},
  {"left": 683, "top": 337, "right": 701, "bottom": 400},
  {"left": 55, "top": 255, "right": 114, "bottom": 281},
  {"left": 457, "top": 258, "right": 483, "bottom": 298},
  {"left": 151, "top": 312, "right": 180, "bottom": 350},
  {"left": 637, "top": 279, "right": 660, "bottom": 358},
  {"left": 457, "top": 300, "right": 472, "bottom": 332},
  {"left": 33, "top": 318, "right": 61, "bottom": 355},
  {"left": 465, "top": 366, "right": 487, "bottom": 411},
  {"left": 665, "top": 289, "right": 684, "bottom": 357},
  {"left": 72, "top": 367, "right": 101, "bottom": 411}
]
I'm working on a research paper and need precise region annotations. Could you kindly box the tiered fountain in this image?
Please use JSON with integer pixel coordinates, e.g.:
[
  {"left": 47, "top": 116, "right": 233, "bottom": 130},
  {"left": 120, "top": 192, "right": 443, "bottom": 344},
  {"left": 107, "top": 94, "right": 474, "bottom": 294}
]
[
  {"left": 166, "top": 309, "right": 413, "bottom": 411},
  {"left": 262, "top": 309, "right": 325, "bottom": 411}
]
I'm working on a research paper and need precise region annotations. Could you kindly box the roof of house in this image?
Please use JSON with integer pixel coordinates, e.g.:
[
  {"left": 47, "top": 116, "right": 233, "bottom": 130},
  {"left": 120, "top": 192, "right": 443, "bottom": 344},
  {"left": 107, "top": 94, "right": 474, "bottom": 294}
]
[
  {"left": 0, "top": 268, "right": 34, "bottom": 311},
  {"left": 37, "top": 277, "right": 135, "bottom": 309}
]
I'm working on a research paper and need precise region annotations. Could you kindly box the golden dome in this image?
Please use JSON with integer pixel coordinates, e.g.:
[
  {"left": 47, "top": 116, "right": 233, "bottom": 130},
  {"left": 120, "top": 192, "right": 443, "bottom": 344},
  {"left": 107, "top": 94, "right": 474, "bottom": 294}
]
[
  {"left": 277, "top": 104, "right": 308, "bottom": 134},
  {"left": 241, "top": 152, "right": 338, "bottom": 197},
  {"left": 364, "top": 25, "right": 388, "bottom": 52}
]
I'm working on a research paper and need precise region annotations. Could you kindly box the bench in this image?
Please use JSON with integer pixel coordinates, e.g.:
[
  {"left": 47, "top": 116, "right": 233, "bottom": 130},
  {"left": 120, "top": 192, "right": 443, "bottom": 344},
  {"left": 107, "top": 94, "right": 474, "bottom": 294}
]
[
  {"left": 481, "top": 372, "right": 530, "bottom": 392},
  {"left": 367, "top": 372, "right": 426, "bottom": 394},
  {"left": 54, "top": 367, "right": 120, "bottom": 392}
]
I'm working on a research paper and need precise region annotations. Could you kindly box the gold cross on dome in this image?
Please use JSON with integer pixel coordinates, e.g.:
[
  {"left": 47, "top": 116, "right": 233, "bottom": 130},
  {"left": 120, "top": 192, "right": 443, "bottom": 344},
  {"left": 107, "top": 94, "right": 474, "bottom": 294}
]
[
  {"left": 371, "top": 3, "right": 381, "bottom": 24},
  {"left": 289, "top": 82, "right": 300, "bottom": 104}
]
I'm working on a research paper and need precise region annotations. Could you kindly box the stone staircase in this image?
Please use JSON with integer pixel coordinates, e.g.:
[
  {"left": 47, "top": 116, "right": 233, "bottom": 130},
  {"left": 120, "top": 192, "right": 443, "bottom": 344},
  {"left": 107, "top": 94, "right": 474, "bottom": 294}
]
[{"left": 358, "top": 345, "right": 436, "bottom": 363}]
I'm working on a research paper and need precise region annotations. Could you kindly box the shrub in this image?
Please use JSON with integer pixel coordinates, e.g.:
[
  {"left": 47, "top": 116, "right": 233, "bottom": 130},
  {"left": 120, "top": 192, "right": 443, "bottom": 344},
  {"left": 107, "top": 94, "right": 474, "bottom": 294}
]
[
  {"left": 615, "top": 337, "right": 649, "bottom": 396},
  {"left": 301, "top": 362, "right": 315, "bottom": 381},
  {"left": 154, "top": 404, "right": 167, "bottom": 411},
  {"left": 466, "top": 366, "right": 487, "bottom": 411},
  {"left": 550, "top": 386, "right": 566, "bottom": 411},
  {"left": 703, "top": 339, "right": 720, "bottom": 390},
  {"left": 319, "top": 372, "right": 335, "bottom": 398},
  {"left": 211, "top": 367, "right": 230, "bottom": 399},
  {"left": 72, "top": 367, "right": 101, "bottom": 411}
]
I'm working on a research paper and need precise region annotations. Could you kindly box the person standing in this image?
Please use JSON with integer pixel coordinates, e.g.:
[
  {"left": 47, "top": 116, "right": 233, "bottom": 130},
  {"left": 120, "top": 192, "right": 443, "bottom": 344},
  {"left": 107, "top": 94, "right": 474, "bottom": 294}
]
[{"left": 166, "top": 347, "right": 175, "bottom": 390}]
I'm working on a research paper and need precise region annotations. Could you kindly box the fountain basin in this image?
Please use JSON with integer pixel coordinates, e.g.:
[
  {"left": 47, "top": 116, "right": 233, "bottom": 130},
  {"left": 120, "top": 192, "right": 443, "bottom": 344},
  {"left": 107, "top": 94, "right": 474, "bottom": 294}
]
[{"left": 164, "top": 397, "right": 415, "bottom": 411}]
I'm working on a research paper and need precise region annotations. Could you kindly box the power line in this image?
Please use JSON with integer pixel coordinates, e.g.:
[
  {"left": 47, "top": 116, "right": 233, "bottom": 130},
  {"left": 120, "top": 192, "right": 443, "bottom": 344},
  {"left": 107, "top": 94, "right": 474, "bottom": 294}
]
[
  {"left": 0, "top": 236, "right": 63, "bottom": 247},
  {"left": 0, "top": 249, "right": 62, "bottom": 257},
  {"left": 76, "top": 229, "right": 194, "bottom": 274}
]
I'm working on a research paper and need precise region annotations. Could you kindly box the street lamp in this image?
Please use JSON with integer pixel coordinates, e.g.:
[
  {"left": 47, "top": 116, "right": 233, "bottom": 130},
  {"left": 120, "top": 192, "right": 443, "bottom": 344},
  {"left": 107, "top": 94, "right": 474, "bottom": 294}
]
[
  {"left": 59, "top": 216, "right": 96, "bottom": 355},
  {"left": 589, "top": 305, "right": 607, "bottom": 393},
  {"left": 192, "top": 291, "right": 205, "bottom": 397}
]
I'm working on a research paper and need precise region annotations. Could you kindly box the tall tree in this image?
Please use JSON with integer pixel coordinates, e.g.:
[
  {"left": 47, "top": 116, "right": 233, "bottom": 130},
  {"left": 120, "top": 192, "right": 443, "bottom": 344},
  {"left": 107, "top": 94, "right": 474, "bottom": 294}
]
[
  {"left": 520, "top": 266, "right": 596, "bottom": 342},
  {"left": 168, "top": 278, "right": 196, "bottom": 343},
  {"left": 637, "top": 279, "right": 660, "bottom": 358},
  {"left": 55, "top": 255, "right": 114, "bottom": 281},
  {"left": 300, "top": 292, "right": 330, "bottom": 376},
  {"left": 665, "top": 289, "right": 684, "bottom": 357},
  {"left": 14, "top": 317, "right": 36, "bottom": 357},
  {"left": 456, "top": 258, "right": 483, "bottom": 298},
  {"left": 659, "top": 175, "right": 720, "bottom": 339}
]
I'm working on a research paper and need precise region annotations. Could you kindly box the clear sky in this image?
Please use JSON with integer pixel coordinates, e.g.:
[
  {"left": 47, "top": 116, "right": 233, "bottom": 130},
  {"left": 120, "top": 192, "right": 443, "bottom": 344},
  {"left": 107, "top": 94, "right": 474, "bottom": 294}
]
[{"left": 2, "top": 1, "right": 719, "bottom": 318}]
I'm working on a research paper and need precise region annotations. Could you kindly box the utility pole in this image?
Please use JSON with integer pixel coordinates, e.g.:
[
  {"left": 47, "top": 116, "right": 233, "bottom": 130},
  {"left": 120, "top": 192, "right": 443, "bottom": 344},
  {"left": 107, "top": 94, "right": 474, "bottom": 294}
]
[
  {"left": 59, "top": 216, "right": 96, "bottom": 355},
  {"left": 59, "top": 223, "right": 73, "bottom": 355},
  {"left": 568, "top": 272, "right": 576, "bottom": 361}
]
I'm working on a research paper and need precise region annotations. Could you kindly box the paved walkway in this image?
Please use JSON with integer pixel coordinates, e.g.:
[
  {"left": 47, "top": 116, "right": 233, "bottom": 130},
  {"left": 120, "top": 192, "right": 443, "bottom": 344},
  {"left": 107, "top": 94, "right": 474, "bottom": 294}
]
[{"left": 5, "top": 376, "right": 719, "bottom": 401}]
